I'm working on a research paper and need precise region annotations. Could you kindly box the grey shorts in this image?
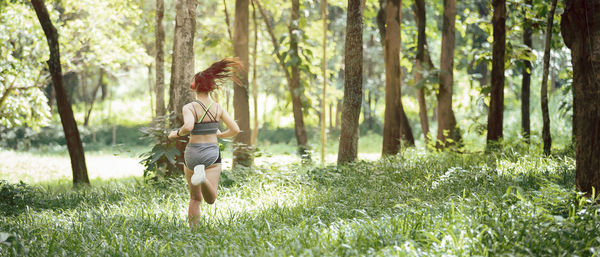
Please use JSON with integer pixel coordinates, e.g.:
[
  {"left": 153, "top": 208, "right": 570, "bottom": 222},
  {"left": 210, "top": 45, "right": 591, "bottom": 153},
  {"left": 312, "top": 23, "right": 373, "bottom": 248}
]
[{"left": 184, "top": 143, "right": 221, "bottom": 170}]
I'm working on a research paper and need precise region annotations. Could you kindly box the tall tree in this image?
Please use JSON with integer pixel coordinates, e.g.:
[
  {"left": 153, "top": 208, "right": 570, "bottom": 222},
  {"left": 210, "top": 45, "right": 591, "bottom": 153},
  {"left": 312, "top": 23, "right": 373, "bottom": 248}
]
[
  {"left": 376, "top": 0, "right": 414, "bottom": 149},
  {"left": 436, "top": 0, "right": 460, "bottom": 150},
  {"left": 320, "top": 0, "right": 327, "bottom": 163},
  {"left": 561, "top": 0, "right": 600, "bottom": 196},
  {"left": 382, "top": 0, "right": 406, "bottom": 155},
  {"left": 254, "top": 0, "right": 310, "bottom": 158},
  {"left": 155, "top": 0, "right": 166, "bottom": 118},
  {"left": 473, "top": 3, "right": 489, "bottom": 94},
  {"left": 337, "top": 0, "right": 363, "bottom": 164},
  {"left": 541, "top": 0, "right": 558, "bottom": 155},
  {"left": 413, "top": 0, "right": 434, "bottom": 145},
  {"left": 31, "top": 0, "right": 89, "bottom": 185},
  {"left": 288, "top": 0, "right": 310, "bottom": 159},
  {"left": 521, "top": 0, "right": 532, "bottom": 143},
  {"left": 233, "top": 0, "right": 252, "bottom": 167},
  {"left": 168, "top": 0, "right": 197, "bottom": 173},
  {"left": 486, "top": 0, "right": 506, "bottom": 149}
]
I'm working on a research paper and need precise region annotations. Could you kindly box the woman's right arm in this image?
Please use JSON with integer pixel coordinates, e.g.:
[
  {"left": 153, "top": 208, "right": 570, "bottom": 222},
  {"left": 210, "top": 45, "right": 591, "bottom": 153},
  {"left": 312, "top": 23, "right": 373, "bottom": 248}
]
[{"left": 217, "top": 105, "right": 240, "bottom": 138}]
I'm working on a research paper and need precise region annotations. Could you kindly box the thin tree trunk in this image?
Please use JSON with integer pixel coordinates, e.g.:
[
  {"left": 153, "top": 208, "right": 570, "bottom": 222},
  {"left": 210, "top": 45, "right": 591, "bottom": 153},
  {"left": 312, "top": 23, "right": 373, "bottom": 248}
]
[
  {"left": 335, "top": 100, "right": 341, "bottom": 128},
  {"left": 329, "top": 102, "right": 333, "bottom": 129},
  {"left": 233, "top": 0, "right": 252, "bottom": 167},
  {"left": 289, "top": 0, "right": 310, "bottom": 159},
  {"left": 147, "top": 65, "right": 155, "bottom": 117},
  {"left": 31, "top": 0, "right": 89, "bottom": 185},
  {"left": 250, "top": 0, "right": 259, "bottom": 146},
  {"left": 254, "top": 0, "right": 309, "bottom": 158},
  {"left": 561, "top": 0, "right": 600, "bottom": 196},
  {"left": 223, "top": 0, "right": 233, "bottom": 40},
  {"left": 474, "top": 2, "right": 489, "bottom": 91},
  {"left": 337, "top": 0, "right": 363, "bottom": 164},
  {"left": 521, "top": 0, "right": 532, "bottom": 143},
  {"left": 413, "top": 0, "right": 434, "bottom": 145},
  {"left": 541, "top": 0, "right": 558, "bottom": 155},
  {"left": 436, "top": 0, "right": 460, "bottom": 150},
  {"left": 84, "top": 70, "right": 103, "bottom": 127},
  {"left": 168, "top": 0, "right": 197, "bottom": 174},
  {"left": 486, "top": 0, "right": 506, "bottom": 149},
  {"left": 155, "top": 0, "right": 166, "bottom": 118},
  {"left": 321, "top": 0, "right": 327, "bottom": 163}
]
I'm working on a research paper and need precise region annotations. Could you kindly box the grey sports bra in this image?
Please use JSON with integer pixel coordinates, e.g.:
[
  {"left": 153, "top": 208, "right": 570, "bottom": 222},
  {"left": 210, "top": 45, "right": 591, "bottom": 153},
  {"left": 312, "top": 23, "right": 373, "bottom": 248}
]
[{"left": 191, "top": 100, "right": 219, "bottom": 135}]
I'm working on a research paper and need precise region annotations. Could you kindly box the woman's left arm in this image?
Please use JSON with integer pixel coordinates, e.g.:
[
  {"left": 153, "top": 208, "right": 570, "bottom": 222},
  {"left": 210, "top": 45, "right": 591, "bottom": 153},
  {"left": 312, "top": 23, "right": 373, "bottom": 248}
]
[{"left": 167, "top": 105, "right": 195, "bottom": 139}]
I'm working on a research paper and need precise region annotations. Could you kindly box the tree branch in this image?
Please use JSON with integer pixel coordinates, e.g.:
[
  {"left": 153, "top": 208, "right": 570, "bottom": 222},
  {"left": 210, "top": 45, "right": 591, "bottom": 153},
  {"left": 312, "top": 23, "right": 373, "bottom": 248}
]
[
  {"left": 223, "top": 0, "right": 233, "bottom": 41},
  {"left": 252, "top": 0, "right": 291, "bottom": 82}
]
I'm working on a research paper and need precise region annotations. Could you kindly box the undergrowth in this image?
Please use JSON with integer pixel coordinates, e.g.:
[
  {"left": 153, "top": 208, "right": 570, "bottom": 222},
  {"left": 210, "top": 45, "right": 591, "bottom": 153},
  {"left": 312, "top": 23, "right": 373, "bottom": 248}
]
[{"left": 1, "top": 148, "right": 599, "bottom": 256}]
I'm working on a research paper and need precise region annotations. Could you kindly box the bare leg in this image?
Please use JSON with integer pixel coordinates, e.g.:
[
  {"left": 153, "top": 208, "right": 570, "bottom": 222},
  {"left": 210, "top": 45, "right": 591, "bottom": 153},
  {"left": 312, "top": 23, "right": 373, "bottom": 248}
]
[
  {"left": 184, "top": 164, "right": 222, "bottom": 227},
  {"left": 199, "top": 164, "right": 222, "bottom": 204},
  {"left": 184, "top": 165, "right": 202, "bottom": 227}
]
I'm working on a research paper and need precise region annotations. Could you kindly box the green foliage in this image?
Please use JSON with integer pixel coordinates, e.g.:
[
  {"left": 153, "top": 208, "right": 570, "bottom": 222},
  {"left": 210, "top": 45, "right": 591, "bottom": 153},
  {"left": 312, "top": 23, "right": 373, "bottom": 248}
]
[
  {"left": 0, "top": 123, "right": 148, "bottom": 150},
  {"left": 0, "top": 180, "right": 39, "bottom": 216},
  {"left": 138, "top": 114, "right": 180, "bottom": 181},
  {"left": 0, "top": 3, "right": 51, "bottom": 129}
]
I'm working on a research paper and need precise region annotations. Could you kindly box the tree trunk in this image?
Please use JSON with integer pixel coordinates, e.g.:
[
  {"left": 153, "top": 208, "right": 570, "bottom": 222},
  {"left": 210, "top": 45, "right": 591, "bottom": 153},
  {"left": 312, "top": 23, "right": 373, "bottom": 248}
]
[
  {"left": 486, "top": 0, "right": 506, "bottom": 149},
  {"left": 377, "top": 0, "right": 414, "bottom": 149},
  {"left": 147, "top": 65, "right": 155, "bottom": 117},
  {"left": 541, "top": 0, "right": 557, "bottom": 155},
  {"left": 335, "top": 99, "right": 341, "bottom": 128},
  {"left": 321, "top": 0, "right": 327, "bottom": 163},
  {"left": 155, "top": 0, "right": 166, "bottom": 118},
  {"left": 474, "top": 1, "right": 489, "bottom": 91},
  {"left": 337, "top": 0, "right": 363, "bottom": 164},
  {"left": 329, "top": 102, "right": 333, "bottom": 129},
  {"left": 223, "top": 0, "right": 233, "bottom": 41},
  {"left": 289, "top": 0, "right": 310, "bottom": 159},
  {"left": 31, "top": 0, "right": 89, "bottom": 185},
  {"left": 233, "top": 0, "right": 252, "bottom": 167},
  {"left": 562, "top": 0, "right": 600, "bottom": 196},
  {"left": 521, "top": 0, "right": 532, "bottom": 143},
  {"left": 413, "top": 0, "right": 434, "bottom": 145},
  {"left": 250, "top": 0, "right": 259, "bottom": 146},
  {"left": 254, "top": 0, "right": 309, "bottom": 158},
  {"left": 436, "top": 0, "right": 460, "bottom": 150},
  {"left": 168, "top": 0, "right": 197, "bottom": 174},
  {"left": 382, "top": 0, "right": 405, "bottom": 155},
  {"left": 84, "top": 70, "right": 103, "bottom": 127}
]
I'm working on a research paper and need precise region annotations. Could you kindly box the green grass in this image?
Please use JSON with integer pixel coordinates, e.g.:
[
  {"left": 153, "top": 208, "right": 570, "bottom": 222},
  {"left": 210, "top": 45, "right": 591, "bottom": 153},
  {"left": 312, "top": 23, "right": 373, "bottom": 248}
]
[{"left": 2, "top": 148, "right": 600, "bottom": 256}]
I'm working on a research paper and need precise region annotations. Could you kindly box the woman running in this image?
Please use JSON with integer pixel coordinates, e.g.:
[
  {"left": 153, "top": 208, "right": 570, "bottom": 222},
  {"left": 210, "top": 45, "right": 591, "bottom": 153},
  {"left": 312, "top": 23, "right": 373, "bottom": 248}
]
[{"left": 167, "top": 58, "right": 241, "bottom": 227}]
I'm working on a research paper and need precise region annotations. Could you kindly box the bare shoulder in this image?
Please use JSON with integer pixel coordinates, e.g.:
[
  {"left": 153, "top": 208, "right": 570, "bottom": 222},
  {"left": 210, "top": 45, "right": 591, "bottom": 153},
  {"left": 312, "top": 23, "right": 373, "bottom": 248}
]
[{"left": 183, "top": 102, "right": 195, "bottom": 109}]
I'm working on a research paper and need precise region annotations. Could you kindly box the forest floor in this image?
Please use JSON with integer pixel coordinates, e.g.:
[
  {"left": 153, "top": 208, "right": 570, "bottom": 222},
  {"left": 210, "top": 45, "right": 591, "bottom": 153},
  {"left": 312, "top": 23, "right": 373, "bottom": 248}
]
[{"left": 1, "top": 147, "right": 599, "bottom": 256}]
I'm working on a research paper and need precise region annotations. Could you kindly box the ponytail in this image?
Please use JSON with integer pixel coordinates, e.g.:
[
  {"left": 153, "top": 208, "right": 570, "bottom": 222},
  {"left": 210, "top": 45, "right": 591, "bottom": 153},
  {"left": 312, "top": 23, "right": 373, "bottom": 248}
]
[{"left": 191, "top": 57, "right": 244, "bottom": 92}]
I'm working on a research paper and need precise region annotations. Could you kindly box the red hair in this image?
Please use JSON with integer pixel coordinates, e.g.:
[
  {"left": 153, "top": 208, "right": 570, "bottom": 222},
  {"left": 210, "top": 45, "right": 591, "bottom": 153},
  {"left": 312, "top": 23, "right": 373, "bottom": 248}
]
[{"left": 191, "top": 57, "right": 244, "bottom": 92}]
